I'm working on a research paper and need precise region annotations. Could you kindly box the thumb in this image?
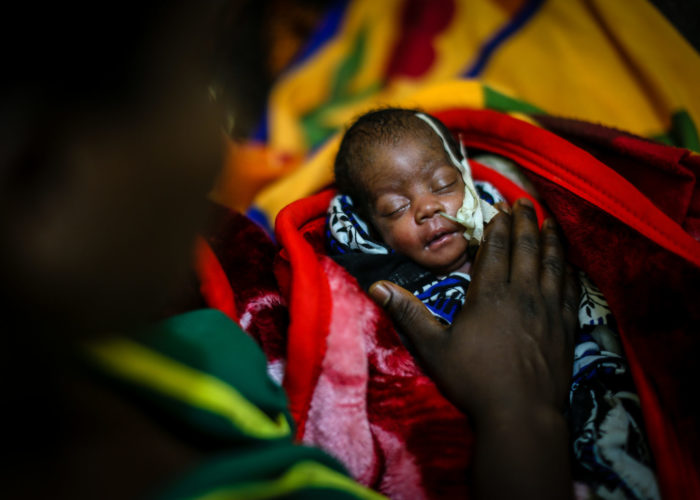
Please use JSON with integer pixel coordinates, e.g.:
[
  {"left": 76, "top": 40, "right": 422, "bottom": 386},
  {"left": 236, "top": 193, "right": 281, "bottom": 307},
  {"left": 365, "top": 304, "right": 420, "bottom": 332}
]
[{"left": 368, "top": 280, "right": 446, "bottom": 348}]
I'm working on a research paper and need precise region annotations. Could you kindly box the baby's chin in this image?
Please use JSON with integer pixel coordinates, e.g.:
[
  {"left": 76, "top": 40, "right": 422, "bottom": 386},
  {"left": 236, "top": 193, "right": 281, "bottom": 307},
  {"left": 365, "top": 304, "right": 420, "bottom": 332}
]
[{"left": 425, "top": 251, "right": 472, "bottom": 276}]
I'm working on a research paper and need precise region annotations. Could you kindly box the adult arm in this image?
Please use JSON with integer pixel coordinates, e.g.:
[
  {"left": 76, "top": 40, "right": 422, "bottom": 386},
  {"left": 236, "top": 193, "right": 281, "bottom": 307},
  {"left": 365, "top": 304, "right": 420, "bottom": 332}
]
[{"left": 369, "top": 199, "right": 578, "bottom": 500}]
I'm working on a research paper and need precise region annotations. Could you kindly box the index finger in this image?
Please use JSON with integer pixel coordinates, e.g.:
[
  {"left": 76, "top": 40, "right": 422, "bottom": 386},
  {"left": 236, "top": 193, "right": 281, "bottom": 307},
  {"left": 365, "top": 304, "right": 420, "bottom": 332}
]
[{"left": 468, "top": 211, "right": 511, "bottom": 294}]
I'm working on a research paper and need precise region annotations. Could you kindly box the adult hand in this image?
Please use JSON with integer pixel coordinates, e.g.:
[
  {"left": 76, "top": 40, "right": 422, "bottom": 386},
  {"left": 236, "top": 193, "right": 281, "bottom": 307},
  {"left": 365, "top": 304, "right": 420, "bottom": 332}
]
[{"left": 369, "top": 198, "right": 579, "bottom": 500}]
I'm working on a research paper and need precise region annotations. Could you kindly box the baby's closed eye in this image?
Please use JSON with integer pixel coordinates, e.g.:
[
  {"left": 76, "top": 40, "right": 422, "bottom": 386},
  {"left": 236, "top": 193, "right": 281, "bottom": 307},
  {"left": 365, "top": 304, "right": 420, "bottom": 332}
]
[
  {"left": 431, "top": 167, "right": 460, "bottom": 193},
  {"left": 434, "top": 179, "right": 457, "bottom": 192},
  {"left": 381, "top": 203, "right": 408, "bottom": 217},
  {"left": 376, "top": 197, "right": 409, "bottom": 217}
]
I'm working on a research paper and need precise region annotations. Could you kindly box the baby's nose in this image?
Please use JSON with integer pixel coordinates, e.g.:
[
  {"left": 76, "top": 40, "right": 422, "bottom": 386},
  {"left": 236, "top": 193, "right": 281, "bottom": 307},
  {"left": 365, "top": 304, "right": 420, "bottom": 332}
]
[{"left": 415, "top": 195, "right": 443, "bottom": 222}]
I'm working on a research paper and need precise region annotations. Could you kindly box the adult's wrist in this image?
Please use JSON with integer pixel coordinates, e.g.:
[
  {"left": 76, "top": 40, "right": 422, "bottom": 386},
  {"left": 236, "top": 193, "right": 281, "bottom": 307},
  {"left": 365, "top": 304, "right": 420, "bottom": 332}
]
[
  {"left": 470, "top": 402, "right": 572, "bottom": 500},
  {"left": 473, "top": 400, "right": 567, "bottom": 434}
]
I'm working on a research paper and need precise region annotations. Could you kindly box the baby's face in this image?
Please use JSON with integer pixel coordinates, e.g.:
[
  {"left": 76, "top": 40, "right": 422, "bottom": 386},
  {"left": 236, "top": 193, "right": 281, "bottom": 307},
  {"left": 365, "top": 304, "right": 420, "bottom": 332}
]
[{"left": 364, "top": 133, "right": 468, "bottom": 275}]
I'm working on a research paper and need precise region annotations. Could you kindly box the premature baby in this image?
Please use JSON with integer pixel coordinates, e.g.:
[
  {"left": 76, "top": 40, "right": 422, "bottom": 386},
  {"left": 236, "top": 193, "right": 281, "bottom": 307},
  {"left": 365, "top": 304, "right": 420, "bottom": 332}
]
[{"left": 327, "top": 107, "right": 504, "bottom": 323}]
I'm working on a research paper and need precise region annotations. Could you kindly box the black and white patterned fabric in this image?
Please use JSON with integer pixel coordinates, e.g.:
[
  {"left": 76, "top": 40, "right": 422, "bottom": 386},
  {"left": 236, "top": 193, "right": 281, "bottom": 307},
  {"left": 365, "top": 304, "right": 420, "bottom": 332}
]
[
  {"left": 570, "top": 274, "right": 660, "bottom": 500},
  {"left": 327, "top": 194, "right": 391, "bottom": 256}
]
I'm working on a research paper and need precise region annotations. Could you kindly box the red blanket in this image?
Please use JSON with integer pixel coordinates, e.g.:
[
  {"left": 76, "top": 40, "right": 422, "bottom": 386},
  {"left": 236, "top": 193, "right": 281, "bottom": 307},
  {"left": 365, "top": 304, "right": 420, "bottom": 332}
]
[
  {"left": 436, "top": 110, "right": 700, "bottom": 500},
  {"left": 197, "top": 109, "right": 700, "bottom": 499}
]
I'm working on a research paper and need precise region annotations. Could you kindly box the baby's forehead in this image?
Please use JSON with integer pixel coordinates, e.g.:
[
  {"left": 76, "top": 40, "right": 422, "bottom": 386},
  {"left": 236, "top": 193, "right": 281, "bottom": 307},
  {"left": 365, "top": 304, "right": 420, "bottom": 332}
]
[
  {"left": 361, "top": 138, "right": 457, "bottom": 194},
  {"left": 366, "top": 128, "right": 451, "bottom": 172},
  {"left": 370, "top": 122, "right": 446, "bottom": 155}
]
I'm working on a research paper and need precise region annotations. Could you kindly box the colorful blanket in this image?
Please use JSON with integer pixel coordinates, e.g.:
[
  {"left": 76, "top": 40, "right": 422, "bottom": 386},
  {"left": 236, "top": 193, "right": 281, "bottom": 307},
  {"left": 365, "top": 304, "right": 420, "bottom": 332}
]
[{"left": 222, "top": 0, "right": 700, "bottom": 231}]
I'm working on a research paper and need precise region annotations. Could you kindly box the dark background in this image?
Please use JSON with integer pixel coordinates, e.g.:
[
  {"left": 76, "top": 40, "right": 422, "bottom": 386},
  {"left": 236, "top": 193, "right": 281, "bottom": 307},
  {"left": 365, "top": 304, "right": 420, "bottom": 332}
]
[{"left": 650, "top": 0, "right": 700, "bottom": 53}]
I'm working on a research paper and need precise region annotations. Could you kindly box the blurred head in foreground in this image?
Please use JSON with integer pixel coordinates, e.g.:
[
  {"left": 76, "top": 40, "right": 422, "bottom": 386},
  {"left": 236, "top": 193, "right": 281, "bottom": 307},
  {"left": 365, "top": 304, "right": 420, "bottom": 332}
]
[{"left": 0, "top": 3, "right": 224, "bottom": 333}]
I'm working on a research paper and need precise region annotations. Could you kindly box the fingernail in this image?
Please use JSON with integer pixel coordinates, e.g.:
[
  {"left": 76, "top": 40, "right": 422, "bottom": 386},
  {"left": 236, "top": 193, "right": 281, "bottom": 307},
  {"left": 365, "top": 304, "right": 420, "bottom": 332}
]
[
  {"left": 495, "top": 201, "right": 511, "bottom": 215},
  {"left": 516, "top": 197, "right": 534, "bottom": 208},
  {"left": 543, "top": 218, "right": 555, "bottom": 229},
  {"left": 369, "top": 282, "right": 391, "bottom": 307}
]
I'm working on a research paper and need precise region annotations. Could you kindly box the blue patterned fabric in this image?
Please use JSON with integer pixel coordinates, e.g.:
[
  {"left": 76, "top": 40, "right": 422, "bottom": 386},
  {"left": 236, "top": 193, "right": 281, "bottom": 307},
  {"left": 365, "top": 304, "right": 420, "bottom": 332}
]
[
  {"left": 327, "top": 194, "right": 391, "bottom": 256},
  {"left": 569, "top": 275, "right": 659, "bottom": 500}
]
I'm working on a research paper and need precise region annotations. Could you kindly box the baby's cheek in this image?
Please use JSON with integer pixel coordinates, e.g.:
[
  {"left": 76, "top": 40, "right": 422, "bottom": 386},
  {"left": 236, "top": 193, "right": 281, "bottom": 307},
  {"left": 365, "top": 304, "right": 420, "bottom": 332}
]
[
  {"left": 451, "top": 190, "right": 466, "bottom": 211},
  {"left": 375, "top": 220, "right": 407, "bottom": 252},
  {"left": 369, "top": 217, "right": 390, "bottom": 244},
  {"left": 389, "top": 223, "right": 423, "bottom": 255}
]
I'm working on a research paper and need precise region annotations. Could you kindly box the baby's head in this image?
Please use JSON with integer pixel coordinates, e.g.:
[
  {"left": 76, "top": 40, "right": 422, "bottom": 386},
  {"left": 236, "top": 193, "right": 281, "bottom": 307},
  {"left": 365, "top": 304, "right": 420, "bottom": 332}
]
[{"left": 334, "top": 108, "right": 470, "bottom": 275}]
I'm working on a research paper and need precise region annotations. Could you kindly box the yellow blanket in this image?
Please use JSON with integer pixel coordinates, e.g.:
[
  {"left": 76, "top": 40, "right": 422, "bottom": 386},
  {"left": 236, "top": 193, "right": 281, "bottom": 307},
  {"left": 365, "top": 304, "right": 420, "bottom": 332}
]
[{"left": 213, "top": 0, "right": 700, "bottom": 229}]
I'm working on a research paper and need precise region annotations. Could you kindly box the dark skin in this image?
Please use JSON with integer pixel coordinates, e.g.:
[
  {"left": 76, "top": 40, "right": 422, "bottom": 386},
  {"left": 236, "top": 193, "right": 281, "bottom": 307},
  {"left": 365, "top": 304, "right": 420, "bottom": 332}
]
[{"left": 369, "top": 199, "right": 578, "bottom": 500}]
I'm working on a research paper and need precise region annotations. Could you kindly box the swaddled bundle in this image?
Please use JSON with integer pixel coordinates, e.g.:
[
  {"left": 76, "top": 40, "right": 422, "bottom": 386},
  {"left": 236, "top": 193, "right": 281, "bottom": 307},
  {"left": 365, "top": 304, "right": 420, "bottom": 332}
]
[
  {"left": 251, "top": 108, "right": 700, "bottom": 499},
  {"left": 325, "top": 108, "right": 659, "bottom": 499}
]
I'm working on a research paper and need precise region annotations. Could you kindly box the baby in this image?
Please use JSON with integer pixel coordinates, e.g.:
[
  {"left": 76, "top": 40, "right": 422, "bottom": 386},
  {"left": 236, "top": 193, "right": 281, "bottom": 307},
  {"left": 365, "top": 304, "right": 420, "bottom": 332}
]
[
  {"left": 326, "top": 107, "right": 660, "bottom": 500},
  {"left": 327, "top": 107, "right": 504, "bottom": 323}
]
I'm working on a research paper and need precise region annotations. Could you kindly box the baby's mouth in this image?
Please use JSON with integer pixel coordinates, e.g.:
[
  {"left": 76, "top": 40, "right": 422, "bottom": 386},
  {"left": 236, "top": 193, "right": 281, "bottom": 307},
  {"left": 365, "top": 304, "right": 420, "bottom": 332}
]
[{"left": 425, "top": 230, "right": 455, "bottom": 249}]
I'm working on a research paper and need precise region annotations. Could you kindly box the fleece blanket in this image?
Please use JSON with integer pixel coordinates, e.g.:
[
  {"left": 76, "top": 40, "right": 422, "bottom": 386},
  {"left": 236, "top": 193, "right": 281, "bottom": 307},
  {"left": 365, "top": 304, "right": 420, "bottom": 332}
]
[
  {"left": 232, "top": 0, "right": 700, "bottom": 231},
  {"left": 266, "top": 109, "right": 700, "bottom": 499},
  {"left": 194, "top": 114, "right": 700, "bottom": 498}
]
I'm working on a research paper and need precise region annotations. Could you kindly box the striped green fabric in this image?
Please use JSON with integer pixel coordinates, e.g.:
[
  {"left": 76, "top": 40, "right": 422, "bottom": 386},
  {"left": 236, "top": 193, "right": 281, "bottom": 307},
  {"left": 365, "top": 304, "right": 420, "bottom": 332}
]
[{"left": 85, "top": 309, "right": 385, "bottom": 499}]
